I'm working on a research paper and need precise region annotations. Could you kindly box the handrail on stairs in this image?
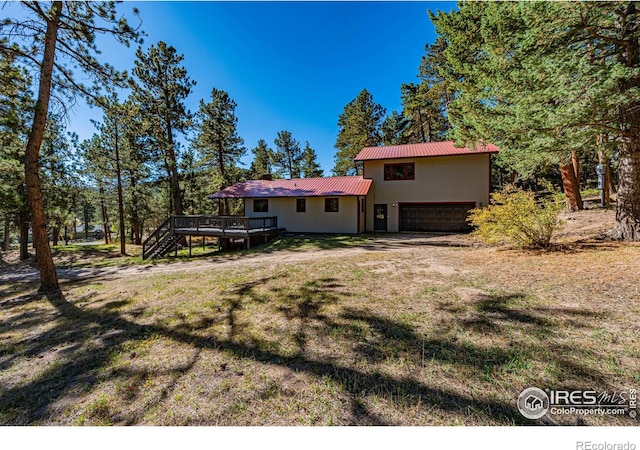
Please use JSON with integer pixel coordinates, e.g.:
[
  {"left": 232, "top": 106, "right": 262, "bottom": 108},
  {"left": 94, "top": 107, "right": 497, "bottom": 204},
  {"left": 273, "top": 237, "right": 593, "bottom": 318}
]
[{"left": 142, "top": 215, "right": 175, "bottom": 260}]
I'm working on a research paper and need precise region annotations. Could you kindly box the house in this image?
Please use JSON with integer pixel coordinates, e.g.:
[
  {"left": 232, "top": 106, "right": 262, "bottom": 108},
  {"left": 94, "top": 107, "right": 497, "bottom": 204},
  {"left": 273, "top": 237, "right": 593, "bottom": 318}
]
[
  {"left": 355, "top": 141, "right": 498, "bottom": 232},
  {"left": 209, "top": 176, "right": 372, "bottom": 234},
  {"left": 208, "top": 141, "right": 498, "bottom": 234}
]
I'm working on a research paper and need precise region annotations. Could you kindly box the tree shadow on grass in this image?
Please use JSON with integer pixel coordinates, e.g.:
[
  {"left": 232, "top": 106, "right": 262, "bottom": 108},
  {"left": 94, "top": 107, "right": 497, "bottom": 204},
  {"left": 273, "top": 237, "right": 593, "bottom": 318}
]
[
  {"left": 447, "top": 292, "right": 620, "bottom": 390},
  {"left": 3, "top": 279, "right": 616, "bottom": 426}
]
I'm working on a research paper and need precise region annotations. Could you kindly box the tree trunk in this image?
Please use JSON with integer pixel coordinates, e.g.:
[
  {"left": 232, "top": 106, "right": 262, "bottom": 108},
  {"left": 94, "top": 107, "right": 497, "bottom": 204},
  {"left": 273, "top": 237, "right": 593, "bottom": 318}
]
[
  {"left": 3, "top": 216, "right": 10, "bottom": 252},
  {"left": 131, "top": 210, "right": 141, "bottom": 246},
  {"left": 129, "top": 176, "right": 142, "bottom": 245},
  {"left": 606, "top": 157, "right": 616, "bottom": 196},
  {"left": 611, "top": 3, "right": 640, "bottom": 240},
  {"left": 165, "top": 118, "right": 183, "bottom": 216},
  {"left": 23, "top": 1, "right": 62, "bottom": 292},
  {"left": 613, "top": 145, "right": 640, "bottom": 240},
  {"left": 52, "top": 227, "right": 59, "bottom": 247},
  {"left": 114, "top": 114, "right": 126, "bottom": 256},
  {"left": 559, "top": 161, "right": 583, "bottom": 212},
  {"left": 19, "top": 218, "right": 29, "bottom": 261},
  {"left": 84, "top": 205, "right": 90, "bottom": 240},
  {"left": 417, "top": 108, "right": 426, "bottom": 142},
  {"left": 98, "top": 183, "right": 110, "bottom": 245},
  {"left": 571, "top": 150, "right": 580, "bottom": 191}
]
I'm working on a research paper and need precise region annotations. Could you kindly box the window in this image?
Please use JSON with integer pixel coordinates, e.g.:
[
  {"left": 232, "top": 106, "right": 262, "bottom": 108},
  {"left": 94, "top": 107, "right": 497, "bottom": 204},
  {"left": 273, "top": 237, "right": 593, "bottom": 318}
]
[
  {"left": 325, "top": 198, "right": 339, "bottom": 213},
  {"left": 384, "top": 163, "right": 415, "bottom": 180},
  {"left": 253, "top": 199, "right": 268, "bottom": 212},
  {"left": 296, "top": 198, "right": 306, "bottom": 213}
]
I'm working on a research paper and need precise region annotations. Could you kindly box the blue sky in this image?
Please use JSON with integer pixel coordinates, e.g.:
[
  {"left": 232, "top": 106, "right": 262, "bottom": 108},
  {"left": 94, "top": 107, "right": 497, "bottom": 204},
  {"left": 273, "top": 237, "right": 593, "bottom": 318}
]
[{"left": 6, "top": 1, "right": 457, "bottom": 174}]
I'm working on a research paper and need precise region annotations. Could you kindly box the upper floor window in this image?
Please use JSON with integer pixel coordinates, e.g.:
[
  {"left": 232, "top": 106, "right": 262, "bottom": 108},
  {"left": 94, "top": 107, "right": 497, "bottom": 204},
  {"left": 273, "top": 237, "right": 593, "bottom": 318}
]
[
  {"left": 384, "top": 163, "right": 415, "bottom": 180},
  {"left": 325, "top": 198, "right": 339, "bottom": 213},
  {"left": 296, "top": 198, "right": 306, "bottom": 213},
  {"left": 253, "top": 199, "right": 268, "bottom": 212}
]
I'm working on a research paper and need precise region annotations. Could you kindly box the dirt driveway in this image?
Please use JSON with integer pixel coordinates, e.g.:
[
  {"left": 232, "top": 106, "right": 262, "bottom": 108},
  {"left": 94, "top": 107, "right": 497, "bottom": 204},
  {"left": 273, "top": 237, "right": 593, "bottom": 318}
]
[{"left": 0, "top": 233, "right": 472, "bottom": 286}]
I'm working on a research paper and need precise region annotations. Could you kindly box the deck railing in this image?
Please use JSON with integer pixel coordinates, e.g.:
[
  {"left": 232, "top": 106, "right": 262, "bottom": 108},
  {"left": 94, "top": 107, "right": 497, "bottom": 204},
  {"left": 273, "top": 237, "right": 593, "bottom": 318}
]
[
  {"left": 173, "top": 215, "right": 277, "bottom": 232},
  {"left": 143, "top": 215, "right": 278, "bottom": 259}
]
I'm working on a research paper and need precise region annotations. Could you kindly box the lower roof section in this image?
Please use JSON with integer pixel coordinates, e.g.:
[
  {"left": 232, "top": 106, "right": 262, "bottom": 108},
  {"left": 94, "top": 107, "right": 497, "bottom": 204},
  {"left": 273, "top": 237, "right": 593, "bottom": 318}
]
[{"left": 209, "top": 176, "right": 372, "bottom": 199}]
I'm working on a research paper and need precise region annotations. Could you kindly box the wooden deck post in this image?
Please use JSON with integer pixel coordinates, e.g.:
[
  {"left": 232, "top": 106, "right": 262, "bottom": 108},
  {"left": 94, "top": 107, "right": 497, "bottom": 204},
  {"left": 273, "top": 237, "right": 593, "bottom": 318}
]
[{"left": 189, "top": 234, "right": 192, "bottom": 257}]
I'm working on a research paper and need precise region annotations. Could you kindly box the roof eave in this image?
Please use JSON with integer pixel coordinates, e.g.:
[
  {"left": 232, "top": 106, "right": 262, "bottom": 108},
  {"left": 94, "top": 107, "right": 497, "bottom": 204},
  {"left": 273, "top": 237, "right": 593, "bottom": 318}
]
[{"left": 355, "top": 149, "right": 499, "bottom": 162}]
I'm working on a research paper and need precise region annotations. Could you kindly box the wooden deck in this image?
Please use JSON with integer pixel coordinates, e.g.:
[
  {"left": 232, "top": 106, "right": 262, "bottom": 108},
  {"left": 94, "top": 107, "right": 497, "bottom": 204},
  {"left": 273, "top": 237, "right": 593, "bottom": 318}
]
[
  {"left": 142, "top": 215, "right": 278, "bottom": 259},
  {"left": 173, "top": 215, "right": 278, "bottom": 237}
]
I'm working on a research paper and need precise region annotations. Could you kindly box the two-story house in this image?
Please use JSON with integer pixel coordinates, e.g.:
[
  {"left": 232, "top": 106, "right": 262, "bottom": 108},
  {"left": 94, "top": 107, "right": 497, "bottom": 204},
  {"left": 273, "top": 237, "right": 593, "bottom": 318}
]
[
  {"left": 355, "top": 141, "right": 498, "bottom": 232},
  {"left": 209, "top": 141, "right": 498, "bottom": 234}
]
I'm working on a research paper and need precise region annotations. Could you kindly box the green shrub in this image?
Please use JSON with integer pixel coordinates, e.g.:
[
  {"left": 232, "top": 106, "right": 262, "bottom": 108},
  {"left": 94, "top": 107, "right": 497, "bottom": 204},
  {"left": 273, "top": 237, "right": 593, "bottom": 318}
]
[{"left": 468, "top": 185, "right": 564, "bottom": 248}]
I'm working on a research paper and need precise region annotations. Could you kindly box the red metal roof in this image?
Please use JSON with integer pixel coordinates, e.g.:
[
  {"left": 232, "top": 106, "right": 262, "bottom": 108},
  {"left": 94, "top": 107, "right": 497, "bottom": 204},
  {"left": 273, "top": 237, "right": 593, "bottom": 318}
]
[
  {"left": 209, "top": 176, "right": 372, "bottom": 199},
  {"left": 354, "top": 141, "right": 499, "bottom": 161}
]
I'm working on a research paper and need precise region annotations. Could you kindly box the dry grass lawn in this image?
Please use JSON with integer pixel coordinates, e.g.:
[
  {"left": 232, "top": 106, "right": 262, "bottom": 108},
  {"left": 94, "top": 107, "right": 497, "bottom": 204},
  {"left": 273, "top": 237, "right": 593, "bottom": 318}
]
[{"left": 1, "top": 209, "right": 638, "bottom": 425}]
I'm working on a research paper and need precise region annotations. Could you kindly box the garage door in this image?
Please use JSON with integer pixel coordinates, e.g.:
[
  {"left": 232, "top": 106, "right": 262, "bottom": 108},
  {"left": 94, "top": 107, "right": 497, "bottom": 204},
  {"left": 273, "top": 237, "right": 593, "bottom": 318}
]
[{"left": 399, "top": 203, "right": 475, "bottom": 232}]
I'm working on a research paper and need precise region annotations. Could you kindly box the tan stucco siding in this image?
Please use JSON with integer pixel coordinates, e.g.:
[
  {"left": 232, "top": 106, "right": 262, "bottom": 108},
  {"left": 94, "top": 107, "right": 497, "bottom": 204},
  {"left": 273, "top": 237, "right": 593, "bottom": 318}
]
[
  {"left": 245, "top": 196, "right": 359, "bottom": 234},
  {"left": 363, "top": 154, "right": 491, "bottom": 232}
]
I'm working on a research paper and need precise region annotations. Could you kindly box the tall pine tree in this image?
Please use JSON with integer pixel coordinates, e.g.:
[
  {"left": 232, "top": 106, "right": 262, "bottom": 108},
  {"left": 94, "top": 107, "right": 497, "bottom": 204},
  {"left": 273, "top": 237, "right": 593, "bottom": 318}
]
[
  {"left": 432, "top": 1, "right": 640, "bottom": 228},
  {"left": 248, "top": 139, "right": 274, "bottom": 180},
  {"left": 130, "top": 41, "right": 195, "bottom": 217},
  {"left": 194, "top": 88, "right": 245, "bottom": 186},
  {"left": 273, "top": 131, "right": 302, "bottom": 179},
  {"left": 381, "top": 111, "right": 410, "bottom": 145},
  {"left": 193, "top": 88, "right": 245, "bottom": 214},
  {"left": 301, "top": 142, "right": 324, "bottom": 178},
  {"left": 333, "top": 89, "right": 385, "bottom": 176}
]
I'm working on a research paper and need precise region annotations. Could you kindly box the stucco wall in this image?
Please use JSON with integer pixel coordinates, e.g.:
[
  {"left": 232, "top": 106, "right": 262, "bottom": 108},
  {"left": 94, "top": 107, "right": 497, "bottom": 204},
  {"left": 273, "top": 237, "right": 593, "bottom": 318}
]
[
  {"left": 363, "top": 154, "right": 491, "bottom": 232},
  {"left": 245, "top": 196, "right": 360, "bottom": 234}
]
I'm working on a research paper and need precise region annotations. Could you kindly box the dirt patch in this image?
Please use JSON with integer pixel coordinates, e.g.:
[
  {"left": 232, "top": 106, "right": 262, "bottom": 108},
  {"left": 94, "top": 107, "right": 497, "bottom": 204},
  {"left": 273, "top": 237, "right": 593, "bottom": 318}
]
[{"left": 555, "top": 207, "right": 616, "bottom": 242}]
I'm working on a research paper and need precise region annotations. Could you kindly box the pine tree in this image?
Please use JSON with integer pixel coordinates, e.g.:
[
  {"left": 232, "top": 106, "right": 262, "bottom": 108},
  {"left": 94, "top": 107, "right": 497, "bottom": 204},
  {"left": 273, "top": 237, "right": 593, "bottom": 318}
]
[
  {"left": 401, "top": 82, "right": 449, "bottom": 143},
  {"left": 130, "top": 41, "right": 195, "bottom": 217},
  {"left": 94, "top": 94, "right": 137, "bottom": 255},
  {"left": 431, "top": 2, "right": 588, "bottom": 211},
  {"left": 333, "top": 89, "right": 385, "bottom": 176},
  {"left": 40, "top": 115, "right": 76, "bottom": 247},
  {"left": 194, "top": 88, "right": 245, "bottom": 187},
  {"left": 381, "top": 111, "right": 410, "bottom": 145},
  {"left": 432, "top": 1, "right": 640, "bottom": 228},
  {"left": 273, "top": 131, "right": 303, "bottom": 179},
  {"left": 180, "top": 147, "right": 210, "bottom": 215},
  {"left": 193, "top": 88, "right": 245, "bottom": 214},
  {"left": 121, "top": 96, "right": 153, "bottom": 245},
  {"left": 248, "top": 139, "right": 274, "bottom": 180},
  {"left": 79, "top": 135, "right": 113, "bottom": 245},
  {"left": 1, "top": 2, "right": 142, "bottom": 291},
  {"left": 301, "top": 142, "right": 324, "bottom": 178}
]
